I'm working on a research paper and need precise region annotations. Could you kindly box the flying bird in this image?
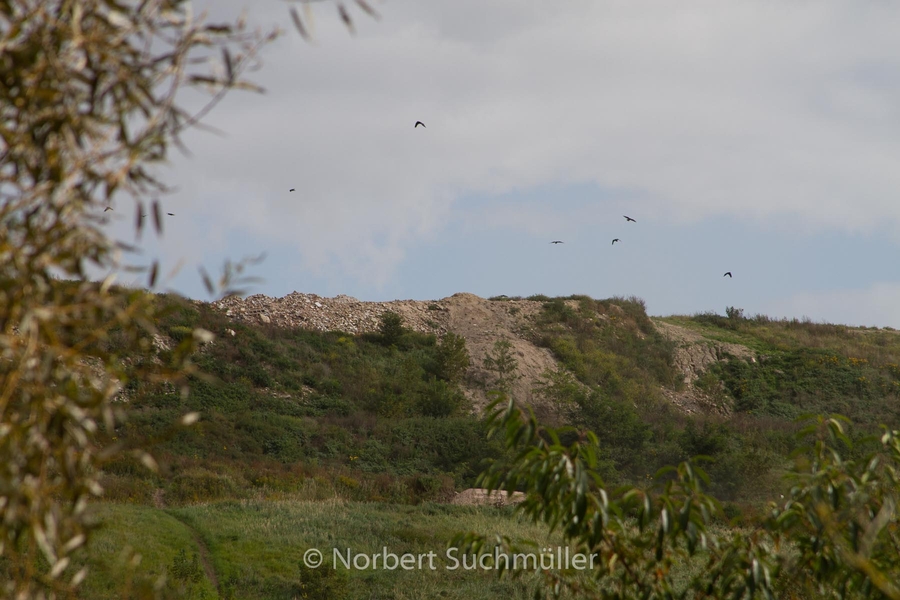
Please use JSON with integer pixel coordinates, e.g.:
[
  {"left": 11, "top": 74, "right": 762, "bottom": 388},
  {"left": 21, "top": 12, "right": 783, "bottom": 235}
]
[
  {"left": 167, "top": 213, "right": 174, "bottom": 216},
  {"left": 550, "top": 240, "right": 564, "bottom": 244},
  {"left": 623, "top": 215, "right": 636, "bottom": 222},
  {"left": 723, "top": 272, "right": 732, "bottom": 278},
  {"left": 612, "top": 238, "right": 620, "bottom": 245},
  {"left": 289, "top": 188, "right": 295, "bottom": 192},
  {"left": 414, "top": 121, "right": 425, "bottom": 128},
  {"left": 104, "top": 207, "right": 113, "bottom": 212}
]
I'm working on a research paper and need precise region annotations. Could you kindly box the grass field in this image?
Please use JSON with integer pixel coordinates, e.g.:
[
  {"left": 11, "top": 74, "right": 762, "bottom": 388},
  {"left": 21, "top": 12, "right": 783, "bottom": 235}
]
[{"left": 77, "top": 499, "right": 562, "bottom": 600}]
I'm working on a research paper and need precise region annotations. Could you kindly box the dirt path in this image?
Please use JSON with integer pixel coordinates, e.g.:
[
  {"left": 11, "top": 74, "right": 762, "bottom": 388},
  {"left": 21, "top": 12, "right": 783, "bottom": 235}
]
[{"left": 169, "top": 512, "right": 219, "bottom": 593}]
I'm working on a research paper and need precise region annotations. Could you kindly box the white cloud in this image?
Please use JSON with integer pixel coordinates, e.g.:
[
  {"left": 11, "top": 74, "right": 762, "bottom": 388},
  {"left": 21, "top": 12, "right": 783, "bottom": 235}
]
[{"left": 141, "top": 0, "right": 900, "bottom": 287}]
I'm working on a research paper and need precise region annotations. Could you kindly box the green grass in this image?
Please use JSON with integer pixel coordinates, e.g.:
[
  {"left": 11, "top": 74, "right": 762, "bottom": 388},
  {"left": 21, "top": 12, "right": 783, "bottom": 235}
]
[
  {"left": 77, "top": 500, "right": 561, "bottom": 600},
  {"left": 658, "top": 312, "right": 900, "bottom": 359},
  {"left": 76, "top": 504, "right": 218, "bottom": 599},
  {"left": 75, "top": 500, "right": 779, "bottom": 600},
  {"left": 654, "top": 315, "right": 779, "bottom": 353}
]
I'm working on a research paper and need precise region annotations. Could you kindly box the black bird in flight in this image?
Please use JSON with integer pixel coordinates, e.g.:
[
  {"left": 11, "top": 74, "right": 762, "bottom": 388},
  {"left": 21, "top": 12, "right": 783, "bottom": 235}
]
[
  {"left": 612, "top": 238, "right": 620, "bottom": 245},
  {"left": 104, "top": 206, "right": 113, "bottom": 212},
  {"left": 414, "top": 121, "right": 425, "bottom": 128},
  {"left": 723, "top": 272, "right": 732, "bottom": 278},
  {"left": 623, "top": 215, "right": 636, "bottom": 222},
  {"left": 550, "top": 240, "right": 564, "bottom": 244},
  {"left": 167, "top": 213, "right": 174, "bottom": 216},
  {"left": 289, "top": 188, "right": 295, "bottom": 192}
]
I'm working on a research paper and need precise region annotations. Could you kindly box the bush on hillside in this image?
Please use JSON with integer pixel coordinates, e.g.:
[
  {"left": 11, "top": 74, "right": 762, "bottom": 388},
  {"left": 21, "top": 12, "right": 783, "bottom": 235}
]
[{"left": 378, "top": 311, "right": 406, "bottom": 347}]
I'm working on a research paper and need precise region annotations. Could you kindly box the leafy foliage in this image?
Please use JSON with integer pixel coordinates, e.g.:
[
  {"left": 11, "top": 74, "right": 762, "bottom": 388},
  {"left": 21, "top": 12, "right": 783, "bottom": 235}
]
[
  {"left": 0, "top": 1, "right": 278, "bottom": 596},
  {"left": 457, "top": 399, "right": 900, "bottom": 600},
  {"left": 769, "top": 416, "right": 900, "bottom": 599}
]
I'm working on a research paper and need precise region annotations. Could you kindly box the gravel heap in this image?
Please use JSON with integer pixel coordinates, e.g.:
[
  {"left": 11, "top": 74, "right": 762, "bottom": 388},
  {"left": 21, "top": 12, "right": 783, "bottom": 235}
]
[{"left": 211, "top": 291, "right": 452, "bottom": 335}]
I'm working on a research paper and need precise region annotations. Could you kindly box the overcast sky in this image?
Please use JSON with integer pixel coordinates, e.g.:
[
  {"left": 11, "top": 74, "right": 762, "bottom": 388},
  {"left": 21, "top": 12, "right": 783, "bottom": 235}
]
[{"left": 106, "top": 0, "right": 900, "bottom": 327}]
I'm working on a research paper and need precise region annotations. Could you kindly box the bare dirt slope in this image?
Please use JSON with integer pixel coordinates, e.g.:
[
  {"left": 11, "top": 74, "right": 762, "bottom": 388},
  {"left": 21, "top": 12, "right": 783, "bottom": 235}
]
[{"left": 439, "top": 293, "right": 560, "bottom": 410}]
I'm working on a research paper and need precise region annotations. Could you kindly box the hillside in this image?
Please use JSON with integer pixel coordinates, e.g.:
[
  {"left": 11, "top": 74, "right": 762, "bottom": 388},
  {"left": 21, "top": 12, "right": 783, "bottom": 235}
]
[
  {"left": 98, "top": 290, "right": 900, "bottom": 506},
  {"left": 211, "top": 291, "right": 559, "bottom": 410},
  {"left": 210, "top": 291, "right": 900, "bottom": 422},
  {"left": 63, "top": 290, "right": 900, "bottom": 599}
]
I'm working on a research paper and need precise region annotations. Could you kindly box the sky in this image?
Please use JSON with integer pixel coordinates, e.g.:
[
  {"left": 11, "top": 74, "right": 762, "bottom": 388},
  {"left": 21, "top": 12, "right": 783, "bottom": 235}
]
[{"left": 104, "top": 0, "right": 900, "bottom": 327}]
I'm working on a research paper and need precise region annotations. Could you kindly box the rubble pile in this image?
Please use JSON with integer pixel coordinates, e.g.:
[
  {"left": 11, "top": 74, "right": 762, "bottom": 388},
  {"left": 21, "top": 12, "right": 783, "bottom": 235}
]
[
  {"left": 205, "top": 291, "right": 751, "bottom": 418},
  {"left": 211, "top": 292, "right": 452, "bottom": 335}
]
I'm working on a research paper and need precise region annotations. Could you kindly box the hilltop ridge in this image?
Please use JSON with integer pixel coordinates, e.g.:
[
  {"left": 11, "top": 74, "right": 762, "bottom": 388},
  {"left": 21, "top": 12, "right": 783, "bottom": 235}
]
[{"left": 209, "top": 291, "right": 755, "bottom": 416}]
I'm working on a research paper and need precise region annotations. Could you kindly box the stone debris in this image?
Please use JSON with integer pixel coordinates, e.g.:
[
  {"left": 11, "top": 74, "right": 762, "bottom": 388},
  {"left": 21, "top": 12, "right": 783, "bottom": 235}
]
[{"left": 212, "top": 291, "right": 455, "bottom": 336}]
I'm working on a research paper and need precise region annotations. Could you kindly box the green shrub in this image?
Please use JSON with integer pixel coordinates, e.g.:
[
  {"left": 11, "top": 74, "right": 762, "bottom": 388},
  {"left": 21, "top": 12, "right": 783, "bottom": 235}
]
[
  {"left": 417, "top": 378, "right": 467, "bottom": 417},
  {"left": 573, "top": 391, "right": 652, "bottom": 480},
  {"left": 725, "top": 306, "right": 741, "bottom": 319},
  {"left": 467, "top": 403, "right": 900, "bottom": 600},
  {"left": 432, "top": 332, "right": 471, "bottom": 384},
  {"left": 309, "top": 395, "right": 353, "bottom": 417},
  {"left": 168, "top": 548, "right": 203, "bottom": 584},
  {"left": 540, "top": 298, "right": 578, "bottom": 324},
  {"left": 378, "top": 311, "right": 405, "bottom": 347}
]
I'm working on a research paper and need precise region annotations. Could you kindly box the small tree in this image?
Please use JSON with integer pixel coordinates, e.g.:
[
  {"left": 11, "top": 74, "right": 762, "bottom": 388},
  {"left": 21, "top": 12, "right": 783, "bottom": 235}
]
[
  {"left": 533, "top": 367, "right": 584, "bottom": 420},
  {"left": 433, "top": 332, "right": 471, "bottom": 384},
  {"left": 378, "top": 311, "right": 405, "bottom": 347},
  {"left": 483, "top": 338, "right": 521, "bottom": 395},
  {"left": 0, "top": 2, "right": 378, "bottom": 596}
]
